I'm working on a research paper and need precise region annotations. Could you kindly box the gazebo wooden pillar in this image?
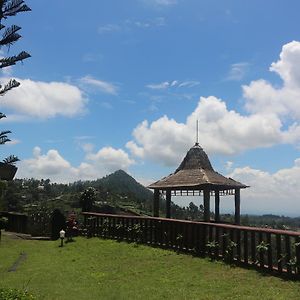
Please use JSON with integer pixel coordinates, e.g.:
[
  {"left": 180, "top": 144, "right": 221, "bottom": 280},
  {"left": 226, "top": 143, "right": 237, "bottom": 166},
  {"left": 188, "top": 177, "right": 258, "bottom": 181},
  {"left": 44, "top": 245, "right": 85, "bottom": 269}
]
[
  {"left": 153, "top": 189, "right": 159, "bottom": 217},
  {"left": 215, "top": 190, "right": 220, "bottom": 222},
  {"left": 166, "top": 189, "right": 171, "bottom": 218},
  {"left": 203, "top": 189, "right": 210, "bottom": 222},
  {"left": 234, "top": 188, "right": 241, "bottom": 225}
]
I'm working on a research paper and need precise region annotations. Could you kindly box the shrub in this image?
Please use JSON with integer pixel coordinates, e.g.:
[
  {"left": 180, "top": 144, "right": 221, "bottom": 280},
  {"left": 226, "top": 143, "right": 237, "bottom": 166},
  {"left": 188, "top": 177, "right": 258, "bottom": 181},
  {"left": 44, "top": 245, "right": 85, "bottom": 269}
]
[{"left": 0, "top": 287, "right": 35, "bottom": 300}]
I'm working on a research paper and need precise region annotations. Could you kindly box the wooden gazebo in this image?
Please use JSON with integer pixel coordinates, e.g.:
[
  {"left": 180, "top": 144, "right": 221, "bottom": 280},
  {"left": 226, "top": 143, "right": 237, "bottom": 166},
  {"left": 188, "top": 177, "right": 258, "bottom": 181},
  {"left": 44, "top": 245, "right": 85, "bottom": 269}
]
[{"left": 148, "top": 143, "right": 248, "bottom": 224}]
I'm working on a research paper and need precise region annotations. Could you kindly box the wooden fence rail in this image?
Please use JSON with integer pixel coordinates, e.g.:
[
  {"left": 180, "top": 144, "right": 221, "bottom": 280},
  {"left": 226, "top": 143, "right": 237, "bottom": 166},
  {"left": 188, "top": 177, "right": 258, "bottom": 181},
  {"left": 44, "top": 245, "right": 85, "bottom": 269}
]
[{"left": 82, "top": 212, "right": 300, "bottom": 277}]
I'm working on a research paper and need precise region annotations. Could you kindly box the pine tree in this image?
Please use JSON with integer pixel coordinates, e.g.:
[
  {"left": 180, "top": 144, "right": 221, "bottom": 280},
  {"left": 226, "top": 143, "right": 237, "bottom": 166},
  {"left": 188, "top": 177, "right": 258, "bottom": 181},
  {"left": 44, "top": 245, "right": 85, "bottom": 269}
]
[{"left": 0, "top": 0, "right": 31, "bottom": 165}]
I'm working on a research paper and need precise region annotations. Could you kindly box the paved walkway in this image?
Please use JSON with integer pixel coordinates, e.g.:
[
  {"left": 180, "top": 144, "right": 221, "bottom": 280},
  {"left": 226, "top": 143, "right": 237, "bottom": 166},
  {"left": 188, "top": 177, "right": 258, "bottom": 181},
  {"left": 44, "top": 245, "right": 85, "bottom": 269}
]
[{"left": 2, "top": 230, "right": 50, "bottom": 240}]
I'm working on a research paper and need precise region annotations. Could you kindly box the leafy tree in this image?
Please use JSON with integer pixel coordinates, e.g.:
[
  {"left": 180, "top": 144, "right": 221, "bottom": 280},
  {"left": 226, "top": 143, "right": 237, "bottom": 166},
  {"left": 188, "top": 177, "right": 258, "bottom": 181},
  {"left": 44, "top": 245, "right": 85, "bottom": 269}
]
[
  {"left": 80, "top": 187, "right": 96, "bottom": 212},
  {"left": 0, "top": 0, "right": 31, "bottom": 164}
]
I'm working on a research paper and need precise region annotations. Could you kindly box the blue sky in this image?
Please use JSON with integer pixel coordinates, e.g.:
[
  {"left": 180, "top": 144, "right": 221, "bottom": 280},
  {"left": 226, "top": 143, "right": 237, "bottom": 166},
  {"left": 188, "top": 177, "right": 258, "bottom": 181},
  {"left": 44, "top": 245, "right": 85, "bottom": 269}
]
[{"left": 2, "top": 0, "right": 300, "bottom": 215}]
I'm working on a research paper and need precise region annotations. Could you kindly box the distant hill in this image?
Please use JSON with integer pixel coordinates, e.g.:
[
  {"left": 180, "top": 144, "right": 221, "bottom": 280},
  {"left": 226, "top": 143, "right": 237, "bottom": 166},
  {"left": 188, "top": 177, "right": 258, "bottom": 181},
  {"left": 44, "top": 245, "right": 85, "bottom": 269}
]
[{"left": 97, "top": 170, "right": 153, "bottom": 202}]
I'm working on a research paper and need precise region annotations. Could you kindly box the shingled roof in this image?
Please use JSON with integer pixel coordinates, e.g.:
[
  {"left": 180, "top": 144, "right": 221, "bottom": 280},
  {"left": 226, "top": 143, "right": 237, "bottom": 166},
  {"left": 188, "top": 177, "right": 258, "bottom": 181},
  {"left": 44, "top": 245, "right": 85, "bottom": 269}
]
[{"left": 148, "top": 143, "right": 248, "bottom": 190}]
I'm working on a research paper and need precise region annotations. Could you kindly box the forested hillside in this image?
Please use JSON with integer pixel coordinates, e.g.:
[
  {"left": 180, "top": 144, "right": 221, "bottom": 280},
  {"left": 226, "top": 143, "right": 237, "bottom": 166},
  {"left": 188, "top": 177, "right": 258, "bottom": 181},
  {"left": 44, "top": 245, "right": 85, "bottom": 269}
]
[{"left": 0, "top": 170, "right": 300, "bottom": 231}]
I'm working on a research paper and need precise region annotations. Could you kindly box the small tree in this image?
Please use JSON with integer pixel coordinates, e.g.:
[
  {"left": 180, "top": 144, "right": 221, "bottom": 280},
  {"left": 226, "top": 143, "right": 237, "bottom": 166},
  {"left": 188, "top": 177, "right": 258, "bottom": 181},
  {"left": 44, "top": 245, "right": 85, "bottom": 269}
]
[
  {"left": 0, "top": 0, "right": 31, "bottom": 165},
  {"left": 80, "top": 187, "right": 96, "bottom": 212}
]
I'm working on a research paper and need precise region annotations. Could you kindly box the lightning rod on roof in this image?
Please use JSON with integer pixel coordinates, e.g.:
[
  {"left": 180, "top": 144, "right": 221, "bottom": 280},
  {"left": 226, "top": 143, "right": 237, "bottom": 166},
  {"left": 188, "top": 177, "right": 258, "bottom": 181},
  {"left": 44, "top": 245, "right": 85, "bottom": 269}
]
[{"left": 196, "top": 119, "right": 199, "bottom": 145}]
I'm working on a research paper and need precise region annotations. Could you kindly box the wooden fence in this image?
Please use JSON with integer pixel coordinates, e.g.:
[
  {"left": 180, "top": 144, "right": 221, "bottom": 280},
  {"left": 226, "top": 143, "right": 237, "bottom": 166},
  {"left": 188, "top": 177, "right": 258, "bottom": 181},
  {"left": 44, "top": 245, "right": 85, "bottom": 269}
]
[
  {"left": 0, "top": 211, "right": 28, "bottom": 233},
  {"left": 82, "top": 212, "right": 300, "bottom": 277}
]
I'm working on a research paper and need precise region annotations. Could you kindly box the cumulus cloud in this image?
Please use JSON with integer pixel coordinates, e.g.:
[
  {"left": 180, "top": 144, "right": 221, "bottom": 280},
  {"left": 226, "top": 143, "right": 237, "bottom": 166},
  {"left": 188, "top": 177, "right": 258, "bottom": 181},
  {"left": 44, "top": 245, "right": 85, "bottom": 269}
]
[
  {"left": 128, "top": 40, "right": 300, "bottom": 166},
  {"left": 17, "top": 147, "right": 75, "bottom": 181},
  {"left": 243, "top": 41, "right": 300, "bottom": 119},
  {"left": 79, "top": 75, "right": 118, "bottom": 95},
  {"left": 17, "top": 146, "right": 134, "bottom": 183},
  {"left": 87, "top": 147, "right": 134, "bottom": 173},
  {"left": 228, "top": 159, "right": 300, "bottom": 215},
  {"left": 127, "top": 96, "right": 284, "bottom": 166},
  {"left": 0, "top": 78, "right": 87, "bottom": 119}
]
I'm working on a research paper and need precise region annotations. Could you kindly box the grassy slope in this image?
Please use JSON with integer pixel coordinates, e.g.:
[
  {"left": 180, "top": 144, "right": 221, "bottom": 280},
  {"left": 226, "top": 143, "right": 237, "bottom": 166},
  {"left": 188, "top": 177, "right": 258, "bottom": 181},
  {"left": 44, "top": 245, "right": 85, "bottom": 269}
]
[{"left": 1, "top": 235, "right": 300, "bottom": 300}]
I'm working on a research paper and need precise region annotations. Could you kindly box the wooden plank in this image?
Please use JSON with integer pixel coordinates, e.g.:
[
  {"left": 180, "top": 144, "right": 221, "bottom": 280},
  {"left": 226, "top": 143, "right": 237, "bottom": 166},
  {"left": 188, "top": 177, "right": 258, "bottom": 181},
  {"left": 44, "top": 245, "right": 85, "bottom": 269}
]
[
  {"left": 194, "top": 223, "right": 201, "bottom": 255},
  {"left": 295, "top": 236, "right": 300, "bottom": 275},
  {"left": 244, "top": 230, "right": 248, "bottom": 265},
  {"left": 229, "top": 229, "right": 234, "bottom": 263},
  {"left": 143, "top": 218, "right": 148, "bottom": 244},
  {"left": 285, "top": 235, "right": 292, "bottom": 274},
  {"left": 222, "top": 227, "right": 227, "bottom": 259},
  {"left": 258, "top": 232, "right": 265, "bottom": 269},
  {"left": 267, "top": 233, "right": 273, "bottom": 271},
  {"left": 215, "top": 226, "right": 220, "bottom": 259},
  {"left": 251, "top": 231, "right": 256, "bottom": 266},
  {"left": 276, "top": 234, "right": 283, "bottom": 274},
  {"left": 200, "top": 224, "right": 207, "bottom": 255},
  {"left": 208, "top": 225, "right": 213, "bottom": 257},
  {"left": 236, "top": 229, "right": 241, "bottom": 263}
]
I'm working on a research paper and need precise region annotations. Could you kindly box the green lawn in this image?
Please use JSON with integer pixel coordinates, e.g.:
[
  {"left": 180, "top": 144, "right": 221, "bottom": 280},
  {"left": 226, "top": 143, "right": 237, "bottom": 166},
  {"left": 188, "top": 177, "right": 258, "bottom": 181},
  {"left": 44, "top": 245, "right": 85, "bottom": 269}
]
[{"left": 1, "top": 233, "right": 300, "bottom": 300}]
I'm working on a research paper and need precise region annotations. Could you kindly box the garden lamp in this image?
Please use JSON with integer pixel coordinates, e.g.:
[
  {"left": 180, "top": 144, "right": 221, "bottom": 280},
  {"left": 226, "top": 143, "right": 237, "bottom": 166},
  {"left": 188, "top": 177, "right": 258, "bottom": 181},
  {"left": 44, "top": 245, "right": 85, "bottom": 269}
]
[{"left": 59, "top": 229, "right": 65, "bottom": 247}]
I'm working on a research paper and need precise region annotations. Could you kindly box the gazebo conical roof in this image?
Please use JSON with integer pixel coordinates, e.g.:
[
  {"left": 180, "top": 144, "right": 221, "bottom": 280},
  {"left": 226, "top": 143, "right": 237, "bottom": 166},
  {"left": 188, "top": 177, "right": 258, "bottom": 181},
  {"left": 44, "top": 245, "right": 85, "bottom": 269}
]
[{"left": 148, "top": 143, "right": 247, "bottom": 190}]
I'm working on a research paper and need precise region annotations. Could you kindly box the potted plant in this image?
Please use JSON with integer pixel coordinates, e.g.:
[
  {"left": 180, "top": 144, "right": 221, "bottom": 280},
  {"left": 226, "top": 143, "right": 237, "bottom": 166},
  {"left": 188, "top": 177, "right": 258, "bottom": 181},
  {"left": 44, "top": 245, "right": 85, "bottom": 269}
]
[{"left": 0, "top": 155, "right": 19, "bottom": 181}]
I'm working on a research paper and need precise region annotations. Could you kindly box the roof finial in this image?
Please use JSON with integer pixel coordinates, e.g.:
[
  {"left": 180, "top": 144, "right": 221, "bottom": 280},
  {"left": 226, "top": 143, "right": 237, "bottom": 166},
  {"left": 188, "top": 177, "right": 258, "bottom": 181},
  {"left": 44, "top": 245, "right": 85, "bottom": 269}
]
[{"left": 195, "top": 119, "right": 199, "bottom": 146}]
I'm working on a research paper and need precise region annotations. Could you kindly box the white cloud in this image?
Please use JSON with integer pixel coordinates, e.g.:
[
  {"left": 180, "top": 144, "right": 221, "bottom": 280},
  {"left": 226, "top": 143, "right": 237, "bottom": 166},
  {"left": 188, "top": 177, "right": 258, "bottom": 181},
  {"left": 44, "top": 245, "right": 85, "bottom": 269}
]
[
  {"left": 127, "top": 96, "right": 284, "bottom": 166},
  {"left": 17, "top": 146, "right": 134, "bottom": 183},
  {"left": 146, "top": 80, "right": 200, "bottom": 90},
  {"left": 17, "top": 147, "right": 75, "bottom": 181},
  {"left": 128, "top": 40, "right": 300, "bottom": 166},
  {"left": 226, "top": 62, "right": 250, "bottom": 81},
  {"left": 81, "top": 143, "right": 94, "bottom": 153},
  {"left": 178, "top": 81, "right": 201, "bottom": 88},
  {"left": 98, "top": 24, "right": 121, "bottom": 34},
  {"left": 98, "top": 17, "right": 166, "bottom": 35},
  {"left": 79, "top": 75, "right": 118, "bottom": 95},
  {"left": 0, "top": 78, "right": 87, "bottom": 119},
  {"left": 126, "top": 140, "right": 145, "bottom": 158},
  {"left": 146, "top": 81, "right": 170, "bottom": 89},
  {"left": 225, "top": 161, "right": 233, "bottom": 171},
  {"left": 243, "top": 41, "right": 300, "bottom": 120},
  {"left": 140, "top": 0, "right": 177, "bottom": 6},
  {"left": 127, "top": 17, "right": 166, "bottom": 28},
  {"left": 86, "top": 147, "right": 134, "bottom": 173},
  {"left": 6, "top": 139, "right": 21, "bottom": 145},
  {"left": 228, "top": 160, "right": 300, "bottom": 215}
]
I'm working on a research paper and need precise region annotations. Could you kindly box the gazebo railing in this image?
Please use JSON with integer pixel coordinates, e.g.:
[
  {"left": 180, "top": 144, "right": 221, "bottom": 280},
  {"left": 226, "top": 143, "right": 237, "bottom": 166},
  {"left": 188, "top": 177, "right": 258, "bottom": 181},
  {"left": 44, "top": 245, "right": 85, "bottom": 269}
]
[{"left": 82, "top": 212, "right": 300, "bottom": 277}]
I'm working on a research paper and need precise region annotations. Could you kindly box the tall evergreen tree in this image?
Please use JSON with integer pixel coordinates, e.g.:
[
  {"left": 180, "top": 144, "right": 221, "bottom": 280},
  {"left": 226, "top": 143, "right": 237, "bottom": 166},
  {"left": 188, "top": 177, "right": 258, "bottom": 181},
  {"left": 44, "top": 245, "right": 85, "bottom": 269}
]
[{"left": 0, "top": 0, "right": 31, "bottom": 164}]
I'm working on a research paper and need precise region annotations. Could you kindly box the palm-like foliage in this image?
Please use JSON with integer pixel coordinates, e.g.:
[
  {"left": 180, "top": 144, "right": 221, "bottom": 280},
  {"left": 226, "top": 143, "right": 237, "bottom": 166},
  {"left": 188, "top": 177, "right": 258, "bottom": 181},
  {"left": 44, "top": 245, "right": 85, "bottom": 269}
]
[
  {"left": 0, "top": 0, "right": 30, "bottom": 166},
  {"left": 0, "top": 130, "right": 11, "bottom": 144},
  {"left": 2, "top": 154, "right": 19, "bottom": 164}
]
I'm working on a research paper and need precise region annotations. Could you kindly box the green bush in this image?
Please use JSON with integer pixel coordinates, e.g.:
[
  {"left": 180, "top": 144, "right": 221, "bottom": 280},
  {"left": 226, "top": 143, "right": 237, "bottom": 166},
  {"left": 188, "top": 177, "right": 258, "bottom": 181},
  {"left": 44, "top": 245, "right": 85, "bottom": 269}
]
[
  {"left": 0, "top": 288, "right": 35, "bottom": 300},
  {"left": 0, "top": 217, "right": 8, "bottom": 230}
]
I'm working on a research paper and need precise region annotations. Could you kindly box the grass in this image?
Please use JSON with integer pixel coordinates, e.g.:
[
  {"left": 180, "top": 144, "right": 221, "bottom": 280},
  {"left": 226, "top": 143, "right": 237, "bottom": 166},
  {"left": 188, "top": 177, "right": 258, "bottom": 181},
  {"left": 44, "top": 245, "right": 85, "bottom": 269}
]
[{"left": 1, "top": 234, "right": 300, "bottom": 300}]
